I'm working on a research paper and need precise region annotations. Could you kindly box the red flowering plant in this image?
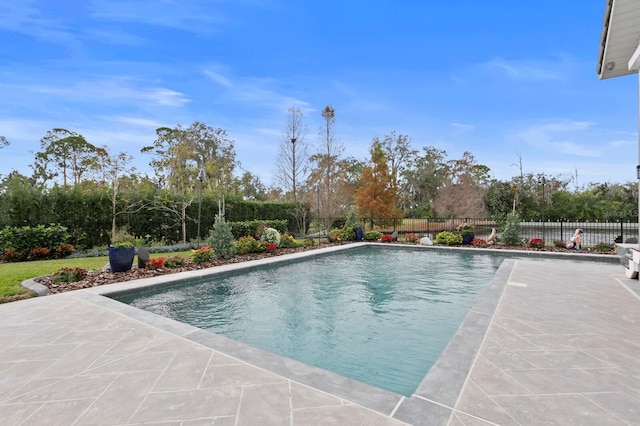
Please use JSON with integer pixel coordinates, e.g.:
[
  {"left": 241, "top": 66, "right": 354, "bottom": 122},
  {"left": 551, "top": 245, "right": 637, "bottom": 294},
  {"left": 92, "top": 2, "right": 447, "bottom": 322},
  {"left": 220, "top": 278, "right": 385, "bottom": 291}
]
[
  {"left": 405, "top": 233, "right": 419, "bottom": 243},
  {"left": 266, "top": 242, "right": 277, "bottom": 253},
  {"left": 472, "top": 238, "right": 487, "bottom": 246},
  {"left": 529, "top": 238, "right": 545, "bottom": 249},
  {"left": 147, "top": 257, "right": 165, "bottom": 270},
  {"left": 381, "top": 235, "right": 394, "bottom": 243}
]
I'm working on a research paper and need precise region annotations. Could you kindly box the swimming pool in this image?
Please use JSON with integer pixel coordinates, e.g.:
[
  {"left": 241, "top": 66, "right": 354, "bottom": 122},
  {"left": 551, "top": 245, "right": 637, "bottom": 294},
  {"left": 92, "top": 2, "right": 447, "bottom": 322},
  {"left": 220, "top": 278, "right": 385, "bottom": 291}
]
[{"left": 115, "top": 245, "right": 511, "bottom": 396}]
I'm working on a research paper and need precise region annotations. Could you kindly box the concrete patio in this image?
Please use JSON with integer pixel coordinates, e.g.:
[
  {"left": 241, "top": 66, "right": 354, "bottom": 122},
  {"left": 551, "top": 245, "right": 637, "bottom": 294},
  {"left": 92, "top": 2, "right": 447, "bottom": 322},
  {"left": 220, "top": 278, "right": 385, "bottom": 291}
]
[{"left": 1, "top": 247, "right": 639, "bottom": 425}]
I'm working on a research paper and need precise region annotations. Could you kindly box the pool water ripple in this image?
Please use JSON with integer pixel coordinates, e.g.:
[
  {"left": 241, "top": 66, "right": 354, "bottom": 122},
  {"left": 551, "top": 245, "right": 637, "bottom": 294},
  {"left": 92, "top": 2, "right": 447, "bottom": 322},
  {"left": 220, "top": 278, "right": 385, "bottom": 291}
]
[{"left": 118, "top": 246, "right": 508, "bottom": 396}]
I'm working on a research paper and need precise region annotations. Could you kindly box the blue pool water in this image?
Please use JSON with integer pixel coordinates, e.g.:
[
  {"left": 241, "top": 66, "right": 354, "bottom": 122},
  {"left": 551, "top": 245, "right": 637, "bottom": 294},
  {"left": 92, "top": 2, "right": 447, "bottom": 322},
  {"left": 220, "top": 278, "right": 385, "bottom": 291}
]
[{"left": 115, "top": 246, "right": 509, "bottom": 396}]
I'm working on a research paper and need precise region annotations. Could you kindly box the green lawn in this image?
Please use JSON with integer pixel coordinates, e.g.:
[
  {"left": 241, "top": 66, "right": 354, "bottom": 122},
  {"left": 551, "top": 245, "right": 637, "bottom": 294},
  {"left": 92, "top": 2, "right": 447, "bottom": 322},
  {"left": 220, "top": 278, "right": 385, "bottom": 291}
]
[{"left": 0, "top": 251, "right": 193, "bottom": 303}]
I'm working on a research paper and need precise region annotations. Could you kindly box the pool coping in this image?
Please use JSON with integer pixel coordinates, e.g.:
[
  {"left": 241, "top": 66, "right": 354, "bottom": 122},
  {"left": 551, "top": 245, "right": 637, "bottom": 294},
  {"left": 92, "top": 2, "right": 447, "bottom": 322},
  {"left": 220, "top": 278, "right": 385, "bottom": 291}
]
[{"left": 23, "top": 243, "right": 622, "bottom": 424}]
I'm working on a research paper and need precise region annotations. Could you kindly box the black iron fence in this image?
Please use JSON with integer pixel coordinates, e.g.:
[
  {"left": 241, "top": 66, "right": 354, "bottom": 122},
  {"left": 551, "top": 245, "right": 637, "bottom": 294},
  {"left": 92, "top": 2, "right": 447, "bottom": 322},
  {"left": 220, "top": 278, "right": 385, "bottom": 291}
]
[{"left": 330, "top": 218, "right": 638, "bottom": 246}]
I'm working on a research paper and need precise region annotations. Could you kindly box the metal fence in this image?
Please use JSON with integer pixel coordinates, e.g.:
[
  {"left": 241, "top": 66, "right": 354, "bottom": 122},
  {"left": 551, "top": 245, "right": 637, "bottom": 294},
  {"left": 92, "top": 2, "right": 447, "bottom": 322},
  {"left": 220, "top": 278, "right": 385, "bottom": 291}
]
[{"left": 354, "top": 218, "right": 638, "bottom": 246}]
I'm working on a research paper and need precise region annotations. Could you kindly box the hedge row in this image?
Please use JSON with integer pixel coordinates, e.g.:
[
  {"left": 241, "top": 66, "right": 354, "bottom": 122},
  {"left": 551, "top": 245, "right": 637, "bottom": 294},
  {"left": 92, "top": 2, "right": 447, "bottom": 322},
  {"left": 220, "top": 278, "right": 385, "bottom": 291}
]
[
  {"left": 227, "top": 220, "right": 289, "bottom": 239},
  {"left": 0, "top": 186, "right": 310, "bottom": 249},
  {"left": 0, "top": 224, "right": 72, "bottom": 261}
]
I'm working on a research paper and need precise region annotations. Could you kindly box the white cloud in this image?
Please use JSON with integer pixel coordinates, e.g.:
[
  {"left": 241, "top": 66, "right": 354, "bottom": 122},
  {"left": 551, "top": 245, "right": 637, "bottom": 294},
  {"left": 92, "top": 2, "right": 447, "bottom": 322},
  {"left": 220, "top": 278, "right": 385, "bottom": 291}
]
[
  {"left": 450, "top": 122, "right": 475, "bottom": 130},
  {"left": 108, "top": 116, "right": 166, "bottom": 128},
  {"left": 3, "top": 76, "right": 190, "bottom": 108},
  {"left": 85, "top": 27, "right": 147, "bottom": 46},
  {"left": 203, "top": 70, "right": 233, "bottom": 88},
  {"left": 468, "top": 56, "right": 571, "bottom": 82},
  {"left": 88, "top": 0, "right": 225, "bottom": 34},
  {"left": 513, "top": 118, "right": 600, "bottom": 157}
]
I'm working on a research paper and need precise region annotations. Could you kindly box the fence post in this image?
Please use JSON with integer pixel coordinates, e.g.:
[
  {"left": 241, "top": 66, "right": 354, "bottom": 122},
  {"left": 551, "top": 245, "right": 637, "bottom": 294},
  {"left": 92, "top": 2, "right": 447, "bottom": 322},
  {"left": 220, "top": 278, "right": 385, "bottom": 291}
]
[
  {"left": 621, "top": 221, "right": 624, "bottom": 242},
  {"left": 560, "top": 221, "right": 563, "bottom": 242}
]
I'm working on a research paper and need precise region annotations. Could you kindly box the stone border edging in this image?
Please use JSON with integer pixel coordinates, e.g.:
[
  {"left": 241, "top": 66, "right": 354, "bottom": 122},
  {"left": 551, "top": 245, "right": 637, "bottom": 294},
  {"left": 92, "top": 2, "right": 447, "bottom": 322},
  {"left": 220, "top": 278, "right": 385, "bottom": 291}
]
[{"left": 21, "top": 276, "right": 51, "bottom": 296}]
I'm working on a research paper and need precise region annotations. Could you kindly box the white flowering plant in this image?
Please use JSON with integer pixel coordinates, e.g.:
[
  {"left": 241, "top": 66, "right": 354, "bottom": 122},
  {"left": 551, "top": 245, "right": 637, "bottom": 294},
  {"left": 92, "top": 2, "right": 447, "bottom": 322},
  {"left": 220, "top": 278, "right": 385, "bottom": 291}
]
[{"left": 261, "top": 227, "right": 281, "bottom": 246}]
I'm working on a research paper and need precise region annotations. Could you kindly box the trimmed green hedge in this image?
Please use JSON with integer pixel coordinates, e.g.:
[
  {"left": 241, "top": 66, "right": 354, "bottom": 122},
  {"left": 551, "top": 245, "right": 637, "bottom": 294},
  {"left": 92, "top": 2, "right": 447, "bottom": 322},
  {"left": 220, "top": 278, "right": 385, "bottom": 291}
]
[
  {"left": 0, "top": 224, "right": 70, "bottom": 261},
  {"left": 0, "top": 185, "right": 309, "bottom": 248},
  {"left": 227, "top": 220, "right": 288, "bottom": 239}
]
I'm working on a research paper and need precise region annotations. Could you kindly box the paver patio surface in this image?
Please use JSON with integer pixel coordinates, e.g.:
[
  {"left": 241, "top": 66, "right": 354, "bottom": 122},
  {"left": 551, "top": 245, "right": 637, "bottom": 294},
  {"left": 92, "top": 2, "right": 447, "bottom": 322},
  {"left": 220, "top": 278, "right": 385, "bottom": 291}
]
[{"left": 1, "top": 247, "right": 638, "bottom": 425}]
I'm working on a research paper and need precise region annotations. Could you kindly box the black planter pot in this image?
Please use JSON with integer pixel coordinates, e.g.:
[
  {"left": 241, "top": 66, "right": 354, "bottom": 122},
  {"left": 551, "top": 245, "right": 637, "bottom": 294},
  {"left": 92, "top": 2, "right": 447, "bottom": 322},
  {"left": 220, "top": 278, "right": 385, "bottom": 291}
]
[
  {"left": 109, "top": 246, "right": 135, "bottom": 272},
  {"left": 354, "top": 227, "right": 364, "bottom": 241},
  {"left": 462, "top": 234, "right": 475, "bottom": 245}
]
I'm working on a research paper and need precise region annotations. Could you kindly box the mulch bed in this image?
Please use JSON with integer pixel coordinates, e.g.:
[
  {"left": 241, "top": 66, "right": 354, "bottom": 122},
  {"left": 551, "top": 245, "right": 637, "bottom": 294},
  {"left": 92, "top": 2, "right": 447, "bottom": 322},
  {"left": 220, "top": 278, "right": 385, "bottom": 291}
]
[
  {"left": 36, "top": 245, "right": 327, "bottom": 294},
  {"left": 35, "top": 242, "right": 617, "bottom": 295}
]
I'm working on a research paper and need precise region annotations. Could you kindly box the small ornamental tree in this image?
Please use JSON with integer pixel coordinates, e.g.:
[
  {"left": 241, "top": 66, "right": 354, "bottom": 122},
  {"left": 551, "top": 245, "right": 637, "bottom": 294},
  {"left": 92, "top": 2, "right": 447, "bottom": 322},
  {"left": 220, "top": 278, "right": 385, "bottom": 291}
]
[
  {"left": 501, "top": 213, "right": 522, "bottom": 245},
  {"left": 207, "top": 214, "right": 236, "bottom": 259}
]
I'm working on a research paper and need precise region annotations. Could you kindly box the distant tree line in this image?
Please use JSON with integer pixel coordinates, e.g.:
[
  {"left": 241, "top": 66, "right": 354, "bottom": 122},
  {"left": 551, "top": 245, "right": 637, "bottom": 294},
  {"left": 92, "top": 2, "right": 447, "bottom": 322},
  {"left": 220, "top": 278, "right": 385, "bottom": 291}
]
[{"left": 0, "top": 108, "right": 637, "bottom": 250}]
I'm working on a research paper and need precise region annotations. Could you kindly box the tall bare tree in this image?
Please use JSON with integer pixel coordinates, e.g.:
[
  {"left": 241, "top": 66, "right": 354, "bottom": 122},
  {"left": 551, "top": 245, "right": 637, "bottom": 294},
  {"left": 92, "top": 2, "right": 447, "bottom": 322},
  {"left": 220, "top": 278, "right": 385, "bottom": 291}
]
[
  {"left": 96, "top": 151, "right": 143, "bottom": 240},
  {"left": 274, "top": 106, "right": 309, "bottom": 201},
  {"left": 308, "top": 105, "right": 350, "bottom": 228},
  {"left": 433, "top": 151, "right": 490, "bottom": 218}
]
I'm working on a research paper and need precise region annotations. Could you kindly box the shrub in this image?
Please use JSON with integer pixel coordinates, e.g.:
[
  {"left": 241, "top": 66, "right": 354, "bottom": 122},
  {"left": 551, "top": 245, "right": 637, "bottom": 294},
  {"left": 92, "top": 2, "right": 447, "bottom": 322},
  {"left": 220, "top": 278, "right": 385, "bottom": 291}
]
[
  {"left": 303, "top": 238, "right": 315, "bottom": 247},
  {"left": 228, "top": 220, "right": 289, "bottom": 240},
  {"left": 459, "top": 224, "right": 474, "bottom": 236},
  {"left": 164, "top": 255, "right": 187, "bottom": 268},
  {"left": 111, "top": 227, "right": 136, "bottom": 248},
  {"left": 0, "top": 224, "right": 70, "bottom": 260},
  {"left": 55, "top": 243, "right": 75, "bottom": 258},
  {"left": 404, "top": 233, "right": 419, "bottom": 243},
  {"left": 472, "top": 238, "right": 487, "bottom": 246},
  {"left": 261, "top": 227, "right": 281, "bottom": 246},
  {"left": 52, "top": 267, "right": 87, "bottom": 283},
  {"left": 501, "top": 213, "right": 522, "bottom": 246},
  {"left": 553, "top": 240, "right": 566, "bottom": 248},
  {"left": 147, "top": 257, "right": 165, "bottom": 269},
  {"left": 435, "top": 231, "right": 462, "bottom": 245},
  {"left": 266, "top": 242, "right": 277, "bottom": 253},
  {"left": 529, "top": 238, "right": 545, "bottom": 249},
  {"left": 191, "top": 246, "right": 214, "bottom": 264},
  {"left": 235, "top": 236, "right": 262, "bottom": 254},
  {"left": 340, "top": 226, "right": 356, "bottom": 241},
  {"left": 381, "top": 235, "right": 394, "bottom": 243},
  {"left": 593, "top": 242, "right": 614, "bottom": 252},
  {"left": 208, "top": 214, "right": 236, "bottom": 259},
  {"left": 344, "top": 207, "right": 360, "bottom": 228},
  {"left": 329, "top": 228, "right": 342, "bottom": 239},
  {"left": 280, "top": 234, "right": 300, "bottom": 248},
  {"left": 2, "top": 248, "right": 22, "bottom": 262},
  {"left": 364, "top": 230, "right": 383, "bottom": 241},
  {"left": 28, "top": 247, "right": 51, "bottom": 260}
]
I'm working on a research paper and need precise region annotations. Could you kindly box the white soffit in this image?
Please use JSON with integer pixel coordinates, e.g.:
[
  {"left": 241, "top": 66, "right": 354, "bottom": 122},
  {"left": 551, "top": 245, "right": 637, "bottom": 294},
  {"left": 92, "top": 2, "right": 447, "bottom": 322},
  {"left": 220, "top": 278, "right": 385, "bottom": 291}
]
[{"left": 598, "top": 0, "right": 640, "bottom": 79}]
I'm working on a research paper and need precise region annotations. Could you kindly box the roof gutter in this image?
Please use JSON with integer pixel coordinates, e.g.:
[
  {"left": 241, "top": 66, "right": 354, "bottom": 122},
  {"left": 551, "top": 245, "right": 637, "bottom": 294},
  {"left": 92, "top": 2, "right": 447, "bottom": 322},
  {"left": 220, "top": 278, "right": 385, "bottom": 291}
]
[{"left": 597, "top": 0, "right": 614, "bottom": 77}]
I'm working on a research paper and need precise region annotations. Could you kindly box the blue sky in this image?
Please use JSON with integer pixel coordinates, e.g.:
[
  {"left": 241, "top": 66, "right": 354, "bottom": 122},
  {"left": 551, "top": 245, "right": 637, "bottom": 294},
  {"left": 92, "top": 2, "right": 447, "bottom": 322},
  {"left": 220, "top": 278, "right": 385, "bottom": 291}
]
[{"left": 0, "top": 0, "right": 637, "bottom": 188}]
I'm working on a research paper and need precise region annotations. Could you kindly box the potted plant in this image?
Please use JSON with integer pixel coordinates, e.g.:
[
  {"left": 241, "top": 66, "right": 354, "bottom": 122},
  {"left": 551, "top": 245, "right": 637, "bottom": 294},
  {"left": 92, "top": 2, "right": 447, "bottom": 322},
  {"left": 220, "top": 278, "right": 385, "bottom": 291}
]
[
  {"left": 459, "top": 224, "right": 475, "bottom": 245},
  {"left": 354, "top": 224, "right": 364, "bottom": 241},
  {"left": 109, "top": 229, "right": 136, "bottom": 272}
]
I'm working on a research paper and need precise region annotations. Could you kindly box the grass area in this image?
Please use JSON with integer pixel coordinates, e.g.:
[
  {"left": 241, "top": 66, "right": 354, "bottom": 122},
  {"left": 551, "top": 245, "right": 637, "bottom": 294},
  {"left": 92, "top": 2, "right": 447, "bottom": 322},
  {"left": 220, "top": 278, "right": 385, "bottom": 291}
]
[{"left": 0, "top": 251, "right": 193, "bottom": 303}]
